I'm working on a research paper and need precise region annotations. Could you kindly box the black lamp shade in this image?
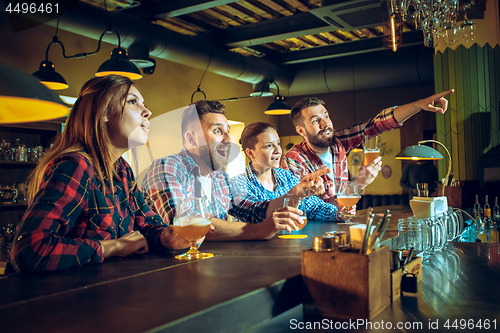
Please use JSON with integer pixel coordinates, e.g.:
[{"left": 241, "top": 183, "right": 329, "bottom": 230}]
[
  {"left": 96, "top": 48, "right": 142, "bottom": 80},
  {"left": 1, "top": 62, "right": 69, "bottom": 124},
  {"left": 32, "top": 60, "right": 69, "bottom": 90},
  {"left": 265, "top": 95, "right": 291, "bottom": 115}
]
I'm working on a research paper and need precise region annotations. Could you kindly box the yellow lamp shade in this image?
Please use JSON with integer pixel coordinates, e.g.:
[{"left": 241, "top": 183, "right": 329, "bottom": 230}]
[
  {"left": 265, "top": 95, "right": 291, "bottom": 115},
  {"left": 96, "top": 48, "right": 142, "bottom": 80},
  {"left": 32, "top": 60, "right": 69, "bottom": 90},
  {"left": 1, "top": 62, "right": 69, "bottom": 124}
]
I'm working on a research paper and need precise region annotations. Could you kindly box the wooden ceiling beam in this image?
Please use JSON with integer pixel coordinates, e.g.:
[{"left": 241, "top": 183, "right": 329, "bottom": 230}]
[
  {"left": 258, "top": 0, "right": 294, "bottom": 16},
  {"left": 237, "top": 1, "right": 277, "bottom": 20},
  {"left": 281, "top": 0, "right": 311, "bottom": 12},
  {"left": 119, "top": 0, "right": 240, "bottom": 19},
  {"left": 196, "top": 11, "right": 330, "bottom": 48},
  {"left": 221, "top": 3, "right": 261, "bottom": 23},
  {"left": 277, "top": 30, "right": 424, "bottom": 64},
  {"left": 203, "top": 8, "right": 245, "bottom": 26}
]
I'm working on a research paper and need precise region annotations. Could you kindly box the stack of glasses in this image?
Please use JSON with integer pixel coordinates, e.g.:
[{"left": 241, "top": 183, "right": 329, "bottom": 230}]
[{"left": 396, "top": 208, "right": 464, "bottom": 261}]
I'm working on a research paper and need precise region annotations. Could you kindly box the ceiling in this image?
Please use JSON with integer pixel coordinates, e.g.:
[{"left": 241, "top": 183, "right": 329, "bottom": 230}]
[
  {"left": 81, "top": 0, "right": 422, "bottom": 65},
  {"left": 3, "top": 0, "right": 485, "bottom": 95}
]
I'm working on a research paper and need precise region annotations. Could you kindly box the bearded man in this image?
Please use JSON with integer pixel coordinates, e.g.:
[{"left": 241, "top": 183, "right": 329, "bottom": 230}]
[
  {"left": 282, "top": 90, "right": 453, "bottom": 204},
  {"left": 142, "top": 100, "right": 328, "bottom": 240}
]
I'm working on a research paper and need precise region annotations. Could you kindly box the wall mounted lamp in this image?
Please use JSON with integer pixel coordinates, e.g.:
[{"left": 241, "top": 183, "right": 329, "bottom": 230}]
[{"left": 1, "top": 62, "right": 69, "bottom": 124}]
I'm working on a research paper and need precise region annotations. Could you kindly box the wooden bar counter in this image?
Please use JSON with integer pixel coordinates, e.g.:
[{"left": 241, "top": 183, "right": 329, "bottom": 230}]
[{"left": 1, "top": 206, "right": 499, "bottom": 333}]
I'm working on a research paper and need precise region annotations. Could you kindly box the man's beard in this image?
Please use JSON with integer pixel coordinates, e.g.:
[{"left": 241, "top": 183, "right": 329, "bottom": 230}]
[
  {"left": 199, "top": 143, "right": 230, "bottom": 171},
  {"left": 306, "top": 127, "right": 335, "bottom": 148}
]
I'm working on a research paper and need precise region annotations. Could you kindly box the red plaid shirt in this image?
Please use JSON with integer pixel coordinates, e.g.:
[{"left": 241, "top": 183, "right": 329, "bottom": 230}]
[
  {"left": 6, "top": 153, "right": 166, "bottom": 274},
  {"left": 281, "top": 106, "right": 401, "bottom": 201}
]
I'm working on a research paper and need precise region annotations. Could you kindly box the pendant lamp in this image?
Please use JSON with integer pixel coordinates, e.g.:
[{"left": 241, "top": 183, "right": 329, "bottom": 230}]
[
  {"left": 265, "top": 81, "right": 291, "bottom": 115},
  {"left": 1, "top": 62, "right": 69, "bottom": 124}
]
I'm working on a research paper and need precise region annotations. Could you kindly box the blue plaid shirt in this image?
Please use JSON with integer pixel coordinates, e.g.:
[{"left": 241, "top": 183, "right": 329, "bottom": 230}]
[
  {"left": 231, "top": 163, "right": 339, "bottom": 221},
  {"left": 141, "top": 148, "right": 269, "bottom": 224}
]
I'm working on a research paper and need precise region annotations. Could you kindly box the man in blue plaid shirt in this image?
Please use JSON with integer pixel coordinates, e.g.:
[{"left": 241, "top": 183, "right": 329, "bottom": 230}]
[{"left": 142, "top": 100, "right": 329, "bottom": 240}]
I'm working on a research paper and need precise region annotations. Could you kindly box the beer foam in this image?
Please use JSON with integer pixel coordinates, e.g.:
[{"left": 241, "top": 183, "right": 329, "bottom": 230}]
[{"left": 176, "top": 216, "right": 211, "bottom": 227}]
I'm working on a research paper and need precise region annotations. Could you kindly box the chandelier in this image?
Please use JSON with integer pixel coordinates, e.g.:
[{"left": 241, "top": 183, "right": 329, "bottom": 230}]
[{"left": 387, "top": 0, "right": 477, "bottom": 47}]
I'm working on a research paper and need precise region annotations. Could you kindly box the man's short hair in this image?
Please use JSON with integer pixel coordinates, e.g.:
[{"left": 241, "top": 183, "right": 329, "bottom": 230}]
[
  {"left": 181, "top": 100, "right": 226, "bottom": 136},
  {"left": 290, "top": 97, "right": 325, "bottom": 127}
]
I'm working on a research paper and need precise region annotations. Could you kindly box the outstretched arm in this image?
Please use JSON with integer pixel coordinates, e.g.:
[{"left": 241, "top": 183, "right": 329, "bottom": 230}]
[
  {"left": 206, "top": 207, "right": 304, "bottom": 241},
  {"left": 393, "top": 89, "right": 454, "bottom": 124}
]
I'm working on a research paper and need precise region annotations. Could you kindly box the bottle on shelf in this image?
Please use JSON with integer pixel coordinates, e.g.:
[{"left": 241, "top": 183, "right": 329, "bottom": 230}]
[
  {"left": 472, "top": 194, "right": 482, "bottom": 242},
  {"left": 490, "top": 197, "right": 500, "bottom": 243},
  {"left": 479, "top": 195, "right": 491, "bottom": 243}
]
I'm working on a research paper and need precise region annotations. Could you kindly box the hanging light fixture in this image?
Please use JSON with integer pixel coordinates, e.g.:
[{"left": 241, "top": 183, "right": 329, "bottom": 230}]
[
  {"left": 265, "top": 81, "right": 291, "bottom": 115},
  {"left": 32, "top": 22, "right": 143, "bottom": 88},
  {"left": 32, "top": 60, "right": 68, "bottom": 90},
  {"left": 1, "top": 62, "right": 69, "bottom": 124},
  {"left": 96, "top": 29, "right": 142, "bottom": 80},
  {"left": 32, "top": 36, "right": 68, "bottom": 90}
]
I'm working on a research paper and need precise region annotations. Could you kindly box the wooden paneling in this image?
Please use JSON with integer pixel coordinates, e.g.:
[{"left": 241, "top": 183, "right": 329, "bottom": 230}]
[{"left": 434, "top": 44, "right": 500, "bottom": 182}]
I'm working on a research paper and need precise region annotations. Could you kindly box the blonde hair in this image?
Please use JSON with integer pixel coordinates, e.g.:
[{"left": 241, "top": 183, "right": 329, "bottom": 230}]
[{"left": 27, "top": 75, "right": 134, "bottom": 202}]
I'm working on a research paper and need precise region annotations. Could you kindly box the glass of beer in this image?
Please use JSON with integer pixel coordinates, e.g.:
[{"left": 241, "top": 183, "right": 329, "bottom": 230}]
[
  {"left": 283, "top": 197, "right": 307, "bottom": 231},
  {"left": 336, "top": 181, "right": 361, "bottom": 224},
  {"left": 363, "top": 135, "right": 381, "bottom": 166},
  {"left": 173, "top": 197, "right": 214, "bottom": 260}
]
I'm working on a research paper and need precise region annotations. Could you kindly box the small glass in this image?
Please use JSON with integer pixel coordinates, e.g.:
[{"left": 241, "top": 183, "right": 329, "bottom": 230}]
[
  {"left": 283, "top": 197, "right": 307, "bottom": 231},
  {"left": 416, "top": 183, "right": 429, "bottom": 197},
  {"left": 363, "top": 135, "right": 381, "bottom": 166},
  {"left": 0, "top": 140, "right": 7, "bottom": 161},
  {"left": 398, "top": 217, "right": 422, "bottom": 251},
  {"left": 443, "top": 209, "right": 460, "bottom": 242},
  {"left": 3, "top": 223, "right": 15, "bottom": 250},
  {"left": 16, "top": 144, "right": 27, "bottom": 162},
  {"left": 173, "top": 198, "right": 214, "bottom": 260},
  {"left": 421, "top": 218, "right": 434, "bottom": 261},
  {"left": 443, "top": 24, "right": 459, "bottom": 45},
  {"left": 434, "top": 215, "right": 447, "bottom": 251},
  {"left": 336, "top": 181, "right": 360, "bottom": 224},
  {"left": 460, "top": 14, "right": 476, "bottom": 42}
]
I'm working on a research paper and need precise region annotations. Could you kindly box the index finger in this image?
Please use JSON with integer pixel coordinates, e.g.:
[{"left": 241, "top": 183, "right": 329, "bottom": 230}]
[
  {"left": 435, "top": 89, "right": 454, "bottom": 99},
  {"left": 305, "top": 167, "right": 331, "bottom": 180}
]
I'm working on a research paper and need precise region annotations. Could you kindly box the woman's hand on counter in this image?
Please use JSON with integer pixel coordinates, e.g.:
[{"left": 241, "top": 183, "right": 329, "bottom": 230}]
[{"left": 100, "top": 230, "right": 149, "bottom": 258}]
